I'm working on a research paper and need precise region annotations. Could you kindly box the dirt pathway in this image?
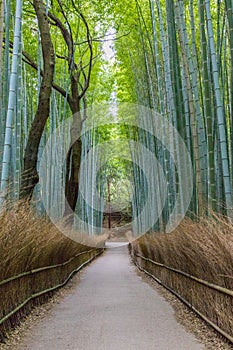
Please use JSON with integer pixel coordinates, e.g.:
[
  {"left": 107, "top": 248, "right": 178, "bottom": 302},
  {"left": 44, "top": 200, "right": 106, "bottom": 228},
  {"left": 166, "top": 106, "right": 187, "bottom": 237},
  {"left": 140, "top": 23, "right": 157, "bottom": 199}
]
[{"left": 16, "top": 242, "right": 204, "bottom": 350}]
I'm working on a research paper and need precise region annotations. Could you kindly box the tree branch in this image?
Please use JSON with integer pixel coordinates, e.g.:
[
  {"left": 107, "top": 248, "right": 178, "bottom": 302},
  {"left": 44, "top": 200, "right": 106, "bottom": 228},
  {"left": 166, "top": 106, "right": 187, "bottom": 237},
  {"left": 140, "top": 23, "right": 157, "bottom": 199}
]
[
  {"left": 48, "top": 10, "right": 74, "bottom": 68},
  {"left": 4, "top": 39, "right": 71, "bottom": 101},
  {"left": 70, "top": 0, "right": 93, "bottom": 99},
  {"left": 57, "top": 0, "right": 74, "bottom": 52},
  {"left": 75, "top": 31, "right": 131, "bottom": 45}
]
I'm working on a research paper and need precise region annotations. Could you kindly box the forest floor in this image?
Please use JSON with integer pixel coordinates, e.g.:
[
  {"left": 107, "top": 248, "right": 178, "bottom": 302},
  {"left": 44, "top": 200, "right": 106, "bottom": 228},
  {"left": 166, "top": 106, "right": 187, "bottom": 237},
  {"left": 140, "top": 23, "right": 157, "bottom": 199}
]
[{"left": 0, "top": 242, "right": 216, "bottom": 350}]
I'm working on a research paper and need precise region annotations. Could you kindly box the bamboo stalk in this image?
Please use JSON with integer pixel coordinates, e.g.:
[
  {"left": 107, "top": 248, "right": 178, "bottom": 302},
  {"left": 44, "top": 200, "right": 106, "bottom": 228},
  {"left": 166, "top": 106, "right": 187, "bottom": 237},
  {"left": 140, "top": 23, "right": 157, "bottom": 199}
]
[{"left": 0, "top": 0, "right": 22, "bottom": 203}]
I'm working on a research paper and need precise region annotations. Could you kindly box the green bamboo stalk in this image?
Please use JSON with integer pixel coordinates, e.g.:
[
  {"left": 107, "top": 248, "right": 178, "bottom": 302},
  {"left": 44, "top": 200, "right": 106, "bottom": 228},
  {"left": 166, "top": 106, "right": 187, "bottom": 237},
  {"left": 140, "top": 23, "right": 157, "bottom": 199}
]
[
  {"left": 0, "top": 0, "right": 22, "bottom": 203},
  {"left": 0, "top": 0, "right": 4, "bottom": 94},
  {"left": 198, "top": 0, "right": 216, "bottom": 211},
  {"left": 175, "top": 0, "right": 205, "bottom": 215},
  {"left": 225, "top": 0, "right": 233, "bottom": 186},
  {"left": 1, "top": 0, "right": 10, "bottom": 177},
  {"left": 0, "top": 0, "right": 5, "bottom": 177},
  {"left": 150, "top": 0, "right": 165, "bottom": 115},
  {"left": 204, "top": 0, "right": 232, "bottom": 217}
]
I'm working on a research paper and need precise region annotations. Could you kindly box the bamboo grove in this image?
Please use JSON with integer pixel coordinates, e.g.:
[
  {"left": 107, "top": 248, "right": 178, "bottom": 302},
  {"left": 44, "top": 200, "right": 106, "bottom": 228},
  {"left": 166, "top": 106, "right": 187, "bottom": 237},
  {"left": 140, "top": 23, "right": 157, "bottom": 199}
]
[
  {"left": 114, "top": 0, "right": 233, "bottom": 225},
  {"left": 0, "top": 0, "right": 233, "bottom": 237}
]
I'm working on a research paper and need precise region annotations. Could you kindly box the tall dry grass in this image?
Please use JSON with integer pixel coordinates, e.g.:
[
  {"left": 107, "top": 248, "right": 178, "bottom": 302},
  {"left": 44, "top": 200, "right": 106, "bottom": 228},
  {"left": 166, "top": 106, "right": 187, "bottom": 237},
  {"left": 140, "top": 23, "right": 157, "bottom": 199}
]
[
  {"left": 132, "top": 216, "right": 233, "bottom": 288},
  {"left": 0, "top": 202, "right": 85, "bottom": 280},
  {"left": 0, "top": 201, "right": 108, "bottom": 281},
  {"left": 0, "top": 201, "right": 105, "bottom": 340},
  {"left": 131, "top": 215, "right": 233, "bottom": 338}
]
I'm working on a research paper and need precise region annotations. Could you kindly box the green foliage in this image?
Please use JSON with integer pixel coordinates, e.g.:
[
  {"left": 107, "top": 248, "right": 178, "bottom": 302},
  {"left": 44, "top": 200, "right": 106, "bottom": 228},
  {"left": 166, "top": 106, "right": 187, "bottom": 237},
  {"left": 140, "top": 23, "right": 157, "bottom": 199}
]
[{"left": 1, "top": 0, "right": 233, "bottom": 226}]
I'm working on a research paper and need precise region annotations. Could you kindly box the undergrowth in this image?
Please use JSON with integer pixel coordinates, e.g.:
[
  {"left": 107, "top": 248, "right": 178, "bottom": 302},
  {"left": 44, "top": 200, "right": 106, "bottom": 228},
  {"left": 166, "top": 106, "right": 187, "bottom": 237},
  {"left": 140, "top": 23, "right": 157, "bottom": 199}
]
[
  {"left": 0, "top": 201, "right": 97, "bottom": 280},
  {"left": 131, "top": 215, "right": 233, "bottom": 338}
]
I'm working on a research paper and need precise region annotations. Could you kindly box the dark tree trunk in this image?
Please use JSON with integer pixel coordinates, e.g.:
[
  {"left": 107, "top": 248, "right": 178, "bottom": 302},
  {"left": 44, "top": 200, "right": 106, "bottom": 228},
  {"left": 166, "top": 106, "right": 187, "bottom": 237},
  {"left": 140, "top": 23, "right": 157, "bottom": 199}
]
[
  {"left": 35, "top": 8, "right": 92, "bottom": 222},
  {"left": 20, "top": 0, "right": 55, "bottom": 200},
  {"left": 63, "top": 97, "right": 83, "bottom": 222},
  {"left": 64, "top": 139, "right": 82, "bottom": 215}
]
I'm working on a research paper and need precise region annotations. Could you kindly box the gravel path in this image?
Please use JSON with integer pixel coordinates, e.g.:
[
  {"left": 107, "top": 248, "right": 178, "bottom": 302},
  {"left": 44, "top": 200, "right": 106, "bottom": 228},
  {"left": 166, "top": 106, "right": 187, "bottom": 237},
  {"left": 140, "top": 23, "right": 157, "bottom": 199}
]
[{"left": 14, "top": 242, "right": 204, "bottom": 350}]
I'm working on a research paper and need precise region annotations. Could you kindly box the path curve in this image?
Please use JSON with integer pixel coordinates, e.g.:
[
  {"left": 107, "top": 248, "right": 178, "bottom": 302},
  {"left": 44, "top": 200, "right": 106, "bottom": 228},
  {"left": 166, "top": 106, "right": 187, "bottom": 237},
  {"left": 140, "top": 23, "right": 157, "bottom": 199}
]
[{"left": 16, "top": 243, "right": 204, "bottom": 350}]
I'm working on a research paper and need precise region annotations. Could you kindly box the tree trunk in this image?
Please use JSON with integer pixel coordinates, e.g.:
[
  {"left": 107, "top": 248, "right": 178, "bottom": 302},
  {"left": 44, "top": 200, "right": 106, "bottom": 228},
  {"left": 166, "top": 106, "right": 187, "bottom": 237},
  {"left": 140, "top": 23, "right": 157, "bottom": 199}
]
[
  {"left": 20, "top": 0, "right": 55, "bottom": 200},
  {"left": 64, "top": 138, "right": 82, "bottom": 215},
  {"left": 63, "top": 97, "right": 83, "bottom": 221}
]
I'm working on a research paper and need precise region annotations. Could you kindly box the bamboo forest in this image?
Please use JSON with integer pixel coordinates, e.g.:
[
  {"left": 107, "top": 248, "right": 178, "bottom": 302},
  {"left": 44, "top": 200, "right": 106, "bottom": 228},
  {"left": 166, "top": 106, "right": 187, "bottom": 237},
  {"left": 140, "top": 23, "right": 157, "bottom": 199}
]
[{"left": 0, "top": 0, "right": 233, "bottom": 348}]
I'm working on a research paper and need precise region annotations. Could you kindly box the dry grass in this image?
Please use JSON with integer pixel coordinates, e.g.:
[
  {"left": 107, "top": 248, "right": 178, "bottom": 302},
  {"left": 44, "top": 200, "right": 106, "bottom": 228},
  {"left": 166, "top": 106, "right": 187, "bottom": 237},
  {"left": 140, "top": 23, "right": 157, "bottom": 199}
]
[
  {"left": 131, "top": 215, "right": 233, "bottom": 339},
  {"left": 0, "top": 201, "right": 105, "bottom": 340},
  {"left": 0, "top": 201, "right": 107, "bottom": 280}
]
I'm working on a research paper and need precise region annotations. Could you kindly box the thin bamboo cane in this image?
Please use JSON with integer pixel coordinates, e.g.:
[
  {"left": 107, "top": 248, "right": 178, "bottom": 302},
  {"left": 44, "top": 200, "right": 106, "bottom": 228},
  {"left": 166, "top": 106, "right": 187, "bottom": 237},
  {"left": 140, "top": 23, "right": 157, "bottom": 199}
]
[{"left": 0, "top": 0, "right": 22, "bottom": 203}]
